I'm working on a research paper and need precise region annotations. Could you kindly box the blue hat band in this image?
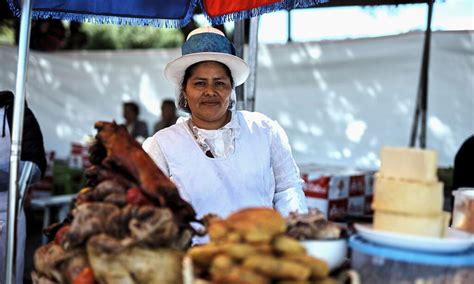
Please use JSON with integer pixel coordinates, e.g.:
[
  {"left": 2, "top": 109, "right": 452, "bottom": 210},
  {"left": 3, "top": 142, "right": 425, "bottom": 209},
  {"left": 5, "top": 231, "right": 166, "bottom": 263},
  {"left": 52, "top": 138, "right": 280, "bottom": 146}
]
[{"left": 182, "top": 33, "right": 236, "bottom": 56}]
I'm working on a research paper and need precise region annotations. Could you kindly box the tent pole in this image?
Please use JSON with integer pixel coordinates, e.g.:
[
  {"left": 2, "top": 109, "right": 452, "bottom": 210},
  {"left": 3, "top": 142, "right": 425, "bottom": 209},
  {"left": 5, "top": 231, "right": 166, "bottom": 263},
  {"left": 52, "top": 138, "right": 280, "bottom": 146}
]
[
  {"left": 419, "top": 0, "right": 434, "bottom": 148},
  {"left": 287, "top": 9, "right": 292, "bottom": 43},
  {"left": 5, "top": 0, "right": 33, "bottom": 283},
  {"left": 234, "top": 20, "right": 246, "bottom": 110},
  {"left": 246, "top": 16, "right": 259, "bottom": 111},
  {"left": 409, "top": 0, "right": 433, "bottom": 148},
  {"left": 409, "top": 80, "right": 422, "bottom": 147}
]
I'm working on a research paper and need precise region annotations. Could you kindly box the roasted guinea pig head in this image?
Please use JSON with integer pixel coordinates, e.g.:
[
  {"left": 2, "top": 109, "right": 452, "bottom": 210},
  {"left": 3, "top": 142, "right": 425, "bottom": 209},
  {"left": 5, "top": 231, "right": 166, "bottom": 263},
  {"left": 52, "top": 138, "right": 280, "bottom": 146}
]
[
  {"left": 87, "top": 234, "right": 185, "bottom": 284},
  {"left": 93, "top": 121, "right": 197, "bottom": 224},
  {"left": 285, "top": 209, "right": 344, "bottom": 240},
  {"left": 33, "top": 243, "right": 90, "bottom": 284}
]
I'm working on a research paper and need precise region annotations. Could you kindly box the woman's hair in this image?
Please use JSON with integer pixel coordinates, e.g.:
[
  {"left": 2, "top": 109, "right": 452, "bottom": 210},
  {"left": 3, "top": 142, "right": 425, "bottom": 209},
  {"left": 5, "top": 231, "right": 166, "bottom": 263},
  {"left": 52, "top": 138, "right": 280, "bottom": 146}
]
[{"left": 178, "top": 61, "right": 235, "bottom": 113}]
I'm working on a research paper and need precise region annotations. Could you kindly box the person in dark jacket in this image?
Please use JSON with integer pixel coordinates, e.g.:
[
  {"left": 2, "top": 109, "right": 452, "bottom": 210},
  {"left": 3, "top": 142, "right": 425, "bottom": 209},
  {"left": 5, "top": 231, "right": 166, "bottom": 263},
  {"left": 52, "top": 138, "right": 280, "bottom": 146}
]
[
  {"left": 153, "top": 99, "right": 178, "bottom": 133},
  {"left": 122, "top": 101, "right": 149, "bottom": 143},
  {"left": 0, "top": 90, "right": 46, "bottom": 284},
  {"left": 0, "top": 90, "right": 47, "bottom": 177},
  {"left": 452, "top": 135, "right": 474, "bottom": 190}
]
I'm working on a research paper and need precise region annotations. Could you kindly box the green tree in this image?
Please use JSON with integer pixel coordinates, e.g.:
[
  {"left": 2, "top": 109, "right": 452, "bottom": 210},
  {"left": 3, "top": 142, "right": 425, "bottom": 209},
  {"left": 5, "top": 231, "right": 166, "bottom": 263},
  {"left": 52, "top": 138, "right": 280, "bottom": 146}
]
[{"left": 82, "top": 23, "right": 184, "bottom": 50}]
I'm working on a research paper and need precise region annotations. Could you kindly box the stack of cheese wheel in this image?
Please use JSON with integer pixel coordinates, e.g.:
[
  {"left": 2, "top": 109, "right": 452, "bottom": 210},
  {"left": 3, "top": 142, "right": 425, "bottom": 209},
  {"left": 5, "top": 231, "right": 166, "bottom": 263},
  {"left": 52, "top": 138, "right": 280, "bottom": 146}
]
[{"left": 372, "top": 147, "right": 450, "bottom": 237}]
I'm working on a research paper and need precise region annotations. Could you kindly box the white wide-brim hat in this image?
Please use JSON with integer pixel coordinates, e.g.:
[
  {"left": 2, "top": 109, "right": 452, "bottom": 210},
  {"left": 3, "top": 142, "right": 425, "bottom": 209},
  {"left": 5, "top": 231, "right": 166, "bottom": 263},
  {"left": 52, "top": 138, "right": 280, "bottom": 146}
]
[{"left": 164, "top": 27, "right": 250, "bottom": 88}]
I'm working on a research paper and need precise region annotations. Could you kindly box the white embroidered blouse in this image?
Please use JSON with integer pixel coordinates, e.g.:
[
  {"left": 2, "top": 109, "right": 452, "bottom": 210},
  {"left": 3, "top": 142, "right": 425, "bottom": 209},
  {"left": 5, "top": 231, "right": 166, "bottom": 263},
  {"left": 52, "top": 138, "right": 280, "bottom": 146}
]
[{"left": 142, "top": 111, "right": 308, "bottom": 218}]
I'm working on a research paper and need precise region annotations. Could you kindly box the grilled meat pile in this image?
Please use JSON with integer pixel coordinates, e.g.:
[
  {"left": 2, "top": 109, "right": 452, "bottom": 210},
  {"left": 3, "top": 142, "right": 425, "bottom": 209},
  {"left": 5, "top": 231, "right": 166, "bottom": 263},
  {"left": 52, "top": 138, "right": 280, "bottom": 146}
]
[{"left": 32, "top": 121, "right": 198, "bottom": 284}]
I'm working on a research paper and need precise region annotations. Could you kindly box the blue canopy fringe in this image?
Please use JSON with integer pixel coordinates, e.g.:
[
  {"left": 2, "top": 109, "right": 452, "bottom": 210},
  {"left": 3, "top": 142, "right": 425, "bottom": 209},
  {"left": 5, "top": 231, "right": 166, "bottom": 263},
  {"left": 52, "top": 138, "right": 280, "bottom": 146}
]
[
  {"left": 7, "top": 0, "right": 199, "bottom": 28},
  {"left": 7, "top": 0, "right": 329, "bottom": 28}
]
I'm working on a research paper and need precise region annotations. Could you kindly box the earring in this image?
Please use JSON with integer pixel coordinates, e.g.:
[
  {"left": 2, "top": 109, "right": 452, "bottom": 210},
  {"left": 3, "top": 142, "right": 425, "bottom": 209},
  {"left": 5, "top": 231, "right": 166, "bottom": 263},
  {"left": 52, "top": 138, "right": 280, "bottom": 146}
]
[{"left": 184, "top": 97, "right": 188, "bottom": 107}]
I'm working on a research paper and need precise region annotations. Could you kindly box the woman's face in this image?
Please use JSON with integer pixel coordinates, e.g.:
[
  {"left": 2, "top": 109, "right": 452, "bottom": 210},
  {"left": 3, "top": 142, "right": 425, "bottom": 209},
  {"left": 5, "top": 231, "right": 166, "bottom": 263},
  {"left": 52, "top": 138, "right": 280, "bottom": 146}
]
[{"left": 184, "top": 61, "right": 233, "bottom": 129}]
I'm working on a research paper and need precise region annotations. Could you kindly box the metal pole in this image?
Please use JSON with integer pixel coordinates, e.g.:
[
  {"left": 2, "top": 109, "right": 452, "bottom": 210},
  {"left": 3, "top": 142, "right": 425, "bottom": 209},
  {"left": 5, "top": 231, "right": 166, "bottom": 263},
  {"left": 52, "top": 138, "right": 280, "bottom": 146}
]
[
  {"left": 233, "top": 20, "right": 246, "bottom": 110},
  {"left": 246, "top": 17, "right": 260, "bottom": 111},
  {"left": 5, "top": 0, "right": 33, "bottom": 283},
  {"left": 409, "top": 0, "right": 433, "bottom": 148},
  {"left": 419, "top": 0, "right": 433, "bottom": 148},
  {"left": 287, "top": 9, "right": 292, "bottom": 43},
  {"left": 409, "top": 84, "right": 422, "bottom": 147}
]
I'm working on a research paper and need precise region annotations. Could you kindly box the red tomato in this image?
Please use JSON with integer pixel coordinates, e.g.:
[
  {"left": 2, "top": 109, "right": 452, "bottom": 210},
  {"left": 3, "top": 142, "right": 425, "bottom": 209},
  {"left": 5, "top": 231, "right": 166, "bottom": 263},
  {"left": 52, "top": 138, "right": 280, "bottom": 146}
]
[
  {"left": 73, "top": 267, "right": 95, "bottom": 284},
  {"left": 126, "top": 187, "right": 152, "bottom": 206},
  {"left": 54, "top": 225, "right": 70, "bottom": 245}
]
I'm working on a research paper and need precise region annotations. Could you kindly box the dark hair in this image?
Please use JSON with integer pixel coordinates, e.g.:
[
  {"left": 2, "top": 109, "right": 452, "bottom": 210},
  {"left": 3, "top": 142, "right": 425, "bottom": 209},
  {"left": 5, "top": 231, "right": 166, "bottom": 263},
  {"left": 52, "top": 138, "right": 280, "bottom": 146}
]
[
  {"left": 162, "top": 99, "right": 175, "bottom": 108},
  {"left": 178, "top": 61, "right": 235, "bottom": 113},
  {"left": 124, "top": 102, "right": 139, "bottom": 115}
]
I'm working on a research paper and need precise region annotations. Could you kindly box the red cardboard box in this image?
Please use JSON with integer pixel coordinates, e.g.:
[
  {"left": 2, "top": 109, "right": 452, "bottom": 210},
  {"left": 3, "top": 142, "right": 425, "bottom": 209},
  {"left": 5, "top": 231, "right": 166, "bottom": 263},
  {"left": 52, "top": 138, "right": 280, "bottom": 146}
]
[
  {"left": 348, "top": 196, "right": 365, "bottom": 216},
  {"left": 364, "top": 195, "right": 374, "bottom": 215},
  {"left": 303, "top": 175, "right": 330, "bottom": 199},
  {"left": 301, "top": 164, "right": 374, "bottom": 220},
  {"left": 305, "top": 198, "right": 348, "bottom": 220},
  {"left": 349, "top": 175, "right": 365, "bottom": 196},
  {"left": 68, "top": 143, "right": 90, "bottom": 169}
]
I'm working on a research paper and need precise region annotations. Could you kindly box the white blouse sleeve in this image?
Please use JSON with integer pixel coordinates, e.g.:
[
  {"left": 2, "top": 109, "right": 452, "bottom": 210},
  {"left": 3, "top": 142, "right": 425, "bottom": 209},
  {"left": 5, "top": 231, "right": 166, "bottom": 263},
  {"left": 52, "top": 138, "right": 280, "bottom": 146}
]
[
  {"left": 269, "top": 120, "right": 308, "bottom": 217},
  {"left": 142, "top": 136, "right": 171, "bottom": 177}
]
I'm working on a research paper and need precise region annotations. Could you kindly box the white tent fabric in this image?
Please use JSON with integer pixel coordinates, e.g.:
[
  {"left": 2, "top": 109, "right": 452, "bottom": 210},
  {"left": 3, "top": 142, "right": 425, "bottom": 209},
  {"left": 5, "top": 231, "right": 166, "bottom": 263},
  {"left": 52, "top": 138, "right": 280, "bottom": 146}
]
[{"left": 0, "top": 30, "right": 472, "bottom": 168}]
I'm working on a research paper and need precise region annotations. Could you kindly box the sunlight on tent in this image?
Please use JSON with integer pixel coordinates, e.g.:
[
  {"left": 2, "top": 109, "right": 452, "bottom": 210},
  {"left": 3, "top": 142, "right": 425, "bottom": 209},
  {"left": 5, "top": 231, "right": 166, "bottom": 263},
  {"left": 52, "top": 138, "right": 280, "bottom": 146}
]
[
  {"left": 396, "top": 100, "right": 410, "bottom": 115},
  {"left": 293, "top": 140, "right": 308, "bottom": 152},
  {"left": 356, "top": 152, "right": 379, "bottom": 168},
  {"left": 309, "top": 125, "right": 323, "bottom": 137},
  {"left": 290, "top": 53, "right": 302, "bottom": 64},
  {"left": 56, "top": 123, "right": 73, "bottom": 138},
  {"left": 277, "top": 112, "right": 293, "bottom": 128},
  {"left": 296, "top": 120, "right": 309, "bottom": 133},
  {"left": 257, "top": 45, "right": 273, "bottom": 68},
  {"left": 345, "top": 48, "right": 354, "bottom": 58},
  {"left": 328, "top": 150, "right": 342, "bottom": 160},
  {"left": 345, "top": 120, "right": 367, "bottom": 143},
  {"left": 102, "top": 74, "right": 110, "bottom": 85},
  {"left": 305, "top": 44, "right": 322, "bottom": 60},
  {"left": 38, "top": 57, "right": 50, "bottom": 68},
  {"left": 139, "top": 73, "right": 161, "bottom": 116},
  {"left": 342, "top": 148, "right": 352, "bottom": 158},
  {"left": 312, "top": 70, "right": 328, "bottom": 91}
]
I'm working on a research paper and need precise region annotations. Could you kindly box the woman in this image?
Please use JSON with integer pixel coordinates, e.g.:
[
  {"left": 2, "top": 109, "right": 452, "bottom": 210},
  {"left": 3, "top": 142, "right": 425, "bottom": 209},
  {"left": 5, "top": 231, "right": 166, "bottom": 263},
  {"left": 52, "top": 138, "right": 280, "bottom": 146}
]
[{"left": 143, "top": 27, "right": 307, "bottom": 221}]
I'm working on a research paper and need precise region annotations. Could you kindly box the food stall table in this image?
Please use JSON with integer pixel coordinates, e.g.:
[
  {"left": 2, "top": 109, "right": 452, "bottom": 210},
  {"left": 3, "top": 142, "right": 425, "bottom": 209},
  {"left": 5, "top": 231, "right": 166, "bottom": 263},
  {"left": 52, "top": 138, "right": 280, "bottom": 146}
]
[{"left": 30, "top": 194, "right": 75, "bottom": 244}]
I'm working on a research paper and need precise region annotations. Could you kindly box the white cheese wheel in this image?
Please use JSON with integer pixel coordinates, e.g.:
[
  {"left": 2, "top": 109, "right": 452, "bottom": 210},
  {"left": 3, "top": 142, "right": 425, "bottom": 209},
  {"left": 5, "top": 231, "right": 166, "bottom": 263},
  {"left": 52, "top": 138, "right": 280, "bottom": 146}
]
[
  {"left": 379, "top": 147, "right": 438, "bottom": 182},
  {"left": 373, "top": 210, "right": 450, "bottom": 238},
  {"left": 372, "top": 175, "right": 443, "bottom": 215}
]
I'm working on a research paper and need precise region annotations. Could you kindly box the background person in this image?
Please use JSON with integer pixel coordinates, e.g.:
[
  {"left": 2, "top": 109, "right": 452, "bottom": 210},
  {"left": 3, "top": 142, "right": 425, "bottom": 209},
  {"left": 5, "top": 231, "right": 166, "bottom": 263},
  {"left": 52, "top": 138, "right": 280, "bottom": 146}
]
[
  {"left": 143, "top": 27, "right": 308, "bottom": 233},
  {"left": 154, "top": 99, "right": 178, "bottom": 132},
  {"left": 0, "top": 90, "right": 46, "bottom": 284},
  {"left": 452, "top": 135, "right": 474, "bottom": 191},
  {"left": 122, "top": 101, "right": 148, "bottom": 143}
]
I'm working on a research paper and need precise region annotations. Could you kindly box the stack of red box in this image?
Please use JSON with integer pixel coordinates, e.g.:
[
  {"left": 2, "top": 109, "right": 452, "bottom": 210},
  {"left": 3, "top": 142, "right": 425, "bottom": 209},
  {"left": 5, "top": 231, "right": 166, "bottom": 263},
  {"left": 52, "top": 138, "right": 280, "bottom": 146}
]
[
  {"left": 68, "top": 143, "right": 90, "bottom": 169},
  {"left": 300, "top": 164, "right": 374, "bottom": 221}
]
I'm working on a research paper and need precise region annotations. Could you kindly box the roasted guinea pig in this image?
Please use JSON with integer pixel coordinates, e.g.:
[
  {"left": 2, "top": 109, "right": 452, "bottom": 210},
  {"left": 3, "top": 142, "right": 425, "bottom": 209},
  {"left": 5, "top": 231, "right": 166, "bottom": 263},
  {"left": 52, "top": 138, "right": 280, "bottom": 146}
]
[
  {"left": 87, "top": 234, "right": 184, "bottom": 284},
  {"left": 286, "top": 208, "right": 344, "bottom": 240},
  {"left": 33, "top": 121, "right": 198, "bottom": 284}
]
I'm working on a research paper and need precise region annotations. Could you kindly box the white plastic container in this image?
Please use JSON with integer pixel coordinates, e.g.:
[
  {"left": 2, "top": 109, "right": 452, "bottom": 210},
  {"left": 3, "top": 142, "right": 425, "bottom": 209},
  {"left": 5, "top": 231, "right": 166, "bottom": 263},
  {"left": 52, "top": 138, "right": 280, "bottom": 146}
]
[
  {"left": 300, "top": 238, "right": 348, "bottom": 271},
  {"left": 452, "top": 188, "right": 474, "bottom": 234}
]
